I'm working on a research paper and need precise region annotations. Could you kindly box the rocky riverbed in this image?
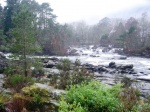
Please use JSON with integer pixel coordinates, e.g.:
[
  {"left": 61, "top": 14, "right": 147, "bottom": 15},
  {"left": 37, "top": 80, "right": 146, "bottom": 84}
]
[
  {"left": 0, "top": 45, "right": 150, "bottom": 98},
  {"left": 59, "top": 45, "right": 150, "bottom": 98},
  {"left": 42, "top": 56, "right": 150, "bottom": 98}
]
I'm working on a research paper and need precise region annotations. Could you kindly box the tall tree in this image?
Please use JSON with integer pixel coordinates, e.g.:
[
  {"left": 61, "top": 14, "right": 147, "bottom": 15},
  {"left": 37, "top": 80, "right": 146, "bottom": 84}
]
[
  {"left": 3, "top": 0, "right": 20, "bottom": 36},
  {"left": 10, "top": 8, "right": 41, "bottom": 76}
]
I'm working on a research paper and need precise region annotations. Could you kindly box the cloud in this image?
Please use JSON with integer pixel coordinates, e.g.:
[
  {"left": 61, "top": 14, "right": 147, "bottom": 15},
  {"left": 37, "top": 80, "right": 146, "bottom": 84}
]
[
  {"left": 37, "top": 0, "right": 149, "bottom": 24},
  {"left": 1, "top": 0, "right": 149, "bottom": 24}
]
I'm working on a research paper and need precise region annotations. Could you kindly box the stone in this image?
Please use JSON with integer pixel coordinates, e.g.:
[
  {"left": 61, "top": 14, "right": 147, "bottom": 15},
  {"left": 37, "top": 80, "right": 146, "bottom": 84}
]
[
  {"left": 98, "top": 67, "right": 108, "bottom": 73},
  {"left": 68, "top": 49, "right": 78, "bottom": 56},
  {"left": 137, "top": 75, "right": 150, "bottom": 81},
  {"left": 44, "top": 60, "right": 56, "bottom": 68},
  {"left": 119, "top": 56, "right": 127, "bottom": 60},
  {"left": 109, "top": 62, "right": 116, "bottom": 68}
]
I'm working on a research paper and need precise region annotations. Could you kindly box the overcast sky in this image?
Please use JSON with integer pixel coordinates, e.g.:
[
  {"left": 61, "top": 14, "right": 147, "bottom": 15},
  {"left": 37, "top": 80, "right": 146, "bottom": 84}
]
[
  {"left": 37, "top": 0, "right": 149, "bottom": 24},
  {"left": 0, "top": 0, "right": 149, "bottom": 24}
]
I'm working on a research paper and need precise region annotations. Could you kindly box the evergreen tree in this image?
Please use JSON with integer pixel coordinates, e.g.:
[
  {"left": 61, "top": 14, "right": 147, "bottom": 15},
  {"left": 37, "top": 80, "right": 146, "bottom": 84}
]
[
  {"left": 3, "top": 0, "right": 20, "bottom": 36},
  {"left": 10, "top": 7, "right": 41, "bottom": 76}
]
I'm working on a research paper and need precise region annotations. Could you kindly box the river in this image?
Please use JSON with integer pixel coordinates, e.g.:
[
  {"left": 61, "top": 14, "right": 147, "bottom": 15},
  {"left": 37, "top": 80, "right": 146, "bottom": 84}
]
[
  {"left": 3, "top": 45, "right": 150, "bottom": 97},
  {"left": 58, "top": 45, "right": 150, "bottom": 97}
]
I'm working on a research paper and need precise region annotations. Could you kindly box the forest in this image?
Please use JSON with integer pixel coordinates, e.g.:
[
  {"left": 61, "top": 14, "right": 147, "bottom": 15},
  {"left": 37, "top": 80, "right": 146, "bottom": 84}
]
[
  {"left": 0, "top": 0, "right": 150, "bottom": 112},
  {"left": 0, "top": 0, "right": 150, "bottom": 56}
]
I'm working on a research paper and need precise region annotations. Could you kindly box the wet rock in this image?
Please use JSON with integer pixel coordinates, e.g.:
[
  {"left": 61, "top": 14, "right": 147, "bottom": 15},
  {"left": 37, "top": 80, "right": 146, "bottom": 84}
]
[
  {"left": 120, "top": 70, "right": 128, "bottom": 74},
  {"left": 0, "top": 74, "right": 4, "bottom": 78},
  {"left": 90, "top": 55, "right": 97, "bottom": 57},
  {"left": 109, "top": 62, "right": 116, "bottom": 68},
  {"left": 119, "top": 56, "right": 127, "bottom": 60},
  {"left": 47, "top": 74, "right": 54, "bottom": 78},
  {"left": 42, "top": 58, "right": 49, "bottom": 63},
  {"left": 32, "top": 69, "right": 44, "bottom": 77},
  {"left": 98, "top": 66, "right": 108, "bottom": 73},
  {"left": 102, "top": 47, "right": 111, "bottom": 53},
  {"left": 68, "top": 49, "right": 78, "bottom": 56},
  {"left": 50, "top": 57, "right": 59, "bottom": 62},
  {"left": 0, "top": 52, "right": 6, "bottom": 59},
  {"left": 82, "top": 54, "right": 88, "bottom": 56},
  {"left": 35, "top": 83, "right": 66, "bottom": 100},
  {"left": 92, "top": 45, "right": 98, "bottom": 50},
  {"left": 83, "top": 63, "right": 97, "bottom": 72},
  {"left": 44, "top": 60, "right": 56, "bottom": 68},
  {"left": 114, "top": 48, "right": 123, "bottom": 54},
  {"left": 117, "top": 64, "right": 133, "bottom": 70},
  {"left": 0, "top": 58, "right": 8, "bottom": 74},
  {"left": 44, "top": 68, "right": 60, "bottom": 75},
  {"left": 137, "top": 75, "right": 150, "bottom": 81},
  {"left": 140, "top": 72, "right": 144, "bottom": 74},
  {"left": 129, "top": 71, "right": 137, "bottom": 74}
]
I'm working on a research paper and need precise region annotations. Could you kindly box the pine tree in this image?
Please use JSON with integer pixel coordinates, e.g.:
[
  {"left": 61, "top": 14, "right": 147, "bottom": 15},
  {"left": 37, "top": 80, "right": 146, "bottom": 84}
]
[{"left": 10, "top": 7, "right": 41, "bottom": 76}]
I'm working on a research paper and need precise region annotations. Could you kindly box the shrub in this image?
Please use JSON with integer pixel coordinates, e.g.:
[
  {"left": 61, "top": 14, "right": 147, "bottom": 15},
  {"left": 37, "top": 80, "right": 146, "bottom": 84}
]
[
  {"left": 6, "top": 97, "right": 25, "bottom": 112},
  {"left": 59, "top": 81, "right": 123, "bottom": 112},
  {"left": 3, "top": 74, "right": 34, "bottom": 92},
  {"left": 22, "top": 85, "right": 50, "bottom": 111},
  {"left": 59, "top": 99, "right": 86, "bottom": 112},
  {"left": 118, "top": 87, "right": 150, "bottom": 112},
  {"left": 121, "top": 77, "right": 133, "bottom": 88},
  {"left": 22, "top": 85, "right": 49, "bottom": 97},
  {"left": 56, "top": 59, "right": 71, "bottom": 71},
  {"left": 50, "top": 66, "right": 93, "bottom": 89},
  {"left": 50, "top": 59, "right": 93, "bottom": 89},
  {"left": 0, "top": 93, "right": 10, "bottom": 111}
]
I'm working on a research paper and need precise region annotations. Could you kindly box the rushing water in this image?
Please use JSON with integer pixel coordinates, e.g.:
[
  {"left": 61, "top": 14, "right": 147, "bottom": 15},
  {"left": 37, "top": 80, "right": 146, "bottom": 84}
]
[
  {"left": 65, "top": 45, "right": 150, "bottom": 79},
  {"left": 4, "top": 45, "right": 150, "bottom": 96},
  {"left": 56, "top": 45, "right": 150, "bottom": 97}
]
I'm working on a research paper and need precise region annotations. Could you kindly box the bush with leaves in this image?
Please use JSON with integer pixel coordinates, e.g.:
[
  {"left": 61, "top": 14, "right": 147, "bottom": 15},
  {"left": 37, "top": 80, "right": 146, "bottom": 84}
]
[
  {"left": 0, "top": 93, "right": 10, "bottom": 111},
  {"left": 59, "top": 99, "right": 86, "bottom": 112},
  {"left": 51, "top": 59, "right": 93, "bottom": 89},
  {"left": 56, "top": 59, "right": 71, "bottom": 71},
  {"left": 3, "top": 74, "right": 34, "bottom": 92},
  {"left": 22, "top": 85, "right": 50, "bottom": 111},
  {"left": 59, "top": 81, "right": 123, "bottom": 112},
  {"left": 59, "top": 81, "right": 150, "bottom": 112}
]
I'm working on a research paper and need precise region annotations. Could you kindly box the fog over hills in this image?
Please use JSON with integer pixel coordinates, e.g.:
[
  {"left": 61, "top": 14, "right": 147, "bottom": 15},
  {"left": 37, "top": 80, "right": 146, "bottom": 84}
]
[
  {"left": 109, "top": 3, "right": 150, "bottom": 19},
  {"left": 86, "top": 3, "right": 150, "bottom": 25},
  {"left": 86, "top": 4, "right": 150, "bottom": 25}
]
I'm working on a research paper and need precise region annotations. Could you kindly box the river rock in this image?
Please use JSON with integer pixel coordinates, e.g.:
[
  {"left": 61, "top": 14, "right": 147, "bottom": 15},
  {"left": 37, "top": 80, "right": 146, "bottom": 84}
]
[
  {"left": 35, "top": 83, "right": 66, "bottom": 100},
  {"left": 109, "top": 62, "right": 116, "bottom": 68},
  {"left": 102, "top": 47, "right": 112, "bottom": 53},
  {"left": 83, "top": 63, "right": 95, "bottom": 71},
  {"left": 119, "top": 56, "right": 127, "bottom": 60},
  {"left": 32, "top": 69, "right": 44, "bottom": 77},
  {"left": 0, "top": 58, "right": 8, "bottom": 74},
  {"left": 137, "top": 75, "right": 150, "bottom": 81},
  {"left": 68, "top": 49, "right": 78, "bottom": 56},
  {"left": 98, "top": 66, "right": 108, "bottom": 73},
  {"left": 119, "top": 64, "right": 133, "bottom": 70},
  {"left": 44, "top": 60, "right": 56, "bottom": 68},
  {"left": 0, "top": 52, "right": 6, "bottom": 59}
]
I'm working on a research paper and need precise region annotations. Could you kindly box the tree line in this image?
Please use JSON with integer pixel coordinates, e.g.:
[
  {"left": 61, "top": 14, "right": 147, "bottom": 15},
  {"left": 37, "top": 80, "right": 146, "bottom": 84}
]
[
  {"left": 0, "top": 0, "right": 150, "bottom": 56},
  {"left": 67, "top": 13, "right": 150, "bottom": 55},
  {"left": 0, "top": 0, "right": 74, "bottom": 55}
]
